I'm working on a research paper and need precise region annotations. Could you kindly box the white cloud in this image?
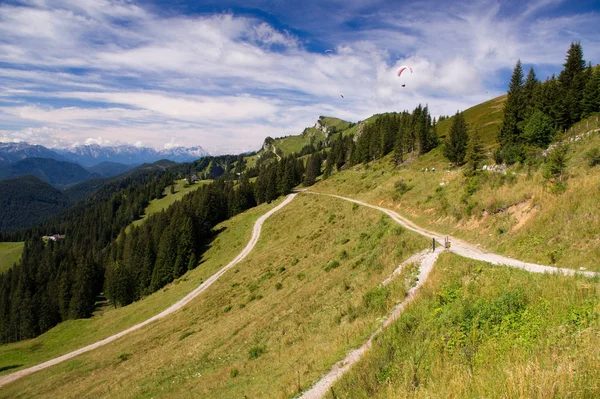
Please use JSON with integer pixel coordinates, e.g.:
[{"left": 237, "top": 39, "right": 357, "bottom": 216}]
[{"left": 0, "top": 0, "right": 598, "bottom": 153}]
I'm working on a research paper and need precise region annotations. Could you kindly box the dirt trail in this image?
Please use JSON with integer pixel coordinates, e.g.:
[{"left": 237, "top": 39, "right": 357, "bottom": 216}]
[
  {"left": 0, "top": 193, "right": 297, "bottom": 389},
  {"left": 299, "top": 191, "right": 597, "bottom": 399},
  {"left": 308, "top": 192, "right": 597, "bottom": 278},
  {"left": 300, "top": 249, "right": 442, "bottom": 399}
]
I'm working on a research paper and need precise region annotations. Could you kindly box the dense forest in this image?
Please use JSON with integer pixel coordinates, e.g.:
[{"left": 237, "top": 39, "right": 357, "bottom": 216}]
[
  {"left": 0, "top": 154, "right": 307, "bottom": 343},
  {"left": 0, "top": 176, "right": 73, "bottom": 232},
  {"left": 0, "top": 169, "right": 175, "bottom": 342}
]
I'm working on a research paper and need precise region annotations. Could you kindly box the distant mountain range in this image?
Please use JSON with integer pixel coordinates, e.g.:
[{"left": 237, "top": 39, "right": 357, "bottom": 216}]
[
  {"left": 0, "top": 142, "right": 68, "bottom": 165},
  {"left": 56, "top": 144, "right": 209, "bottom": 166},
  {"left": 0, "top": 142, "right": 208, "bottom": 167}
]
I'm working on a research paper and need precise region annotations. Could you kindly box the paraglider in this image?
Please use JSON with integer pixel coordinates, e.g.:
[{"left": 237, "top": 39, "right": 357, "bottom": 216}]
[
  {"left": 397, "top": 65, "right": 412, "bottom": 88},
  {"left": 340, "top": 94, "right": 344, "bottom": 98},
  {"left": 397, "top": 66, "right": 412, "bottom": 77}
]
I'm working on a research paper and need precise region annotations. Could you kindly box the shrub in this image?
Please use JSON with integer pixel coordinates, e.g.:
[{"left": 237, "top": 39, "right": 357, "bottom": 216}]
[
  {"left": 230, "top": 368, "right": 240, "bottom": 378},
  {"left": 118, "top": 353, "right": 132, "bottom": 362},
  {"left": 324, "top": 260, "right": 340, "bottom": 272},
  {"left": 274, "top": 282, "right": 283, "bottom": 290},
  {"left": 363, "top": 286, "right": 389, "bottom": 313},
  {"left": 248, "top": 345, "right": 266, "bottom": 360},
  {"left": 393, "top": 179, "right": 412, "bottom": 200},
  {"left": 586, "top": 148, "right": 600, "bottom": 167},
  {"left": 179, "top": 331, "right": 194, "bottom": 341}
]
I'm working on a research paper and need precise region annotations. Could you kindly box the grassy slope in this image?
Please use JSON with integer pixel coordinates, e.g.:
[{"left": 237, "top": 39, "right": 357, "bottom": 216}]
[
  {"left": 0, "top": 200, "right": 281, "bottom": 375},
  {"left": 314, "top": 112, "right": 600, "bottom": 271},
  {"left": 329, "top": 252, "right": 600, "bottom": 398},
  {"left": 0, "top": 195, "right": 428, "bottom": 398},
  {"left": 252, "top": 116, "right": 354, "bottom": 160},
  {"left": 0, "top": 242, "right": 24, "bottom": 274},
  {"left": 126, "top": 179, "right": 209, "bottom": 233},
  {"left": 436, "top": 95, "right": 506, "bottom": 149}
]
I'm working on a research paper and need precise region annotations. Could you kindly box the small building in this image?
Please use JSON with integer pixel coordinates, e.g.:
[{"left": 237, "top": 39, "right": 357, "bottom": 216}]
[
  {"left": 42, "top": 234, "right": 64, "bottom": 242},
  {"left": 190, "top": 174, "right": 200, "bottom": 183}
]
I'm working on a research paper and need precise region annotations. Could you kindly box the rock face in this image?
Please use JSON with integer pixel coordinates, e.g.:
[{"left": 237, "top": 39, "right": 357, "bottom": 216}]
[{"left": 314, "top": 119, "right": 328, "bottom": 133}]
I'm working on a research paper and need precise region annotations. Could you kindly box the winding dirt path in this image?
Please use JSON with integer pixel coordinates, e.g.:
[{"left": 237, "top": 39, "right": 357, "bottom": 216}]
[
  {"left": 307, "top": 192, "right": 597, "bottom": 278},
  {"left": 0, "top": 193, "right": 297, "bottom": 389}
]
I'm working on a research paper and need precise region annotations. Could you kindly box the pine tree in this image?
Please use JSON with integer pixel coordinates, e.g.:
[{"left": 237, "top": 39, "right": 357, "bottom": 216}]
[
  {"left": 499, "top": 60, "right": 525, "bottom": 148},
  {"left": 304, "top": 154, "right": 318, "bottom": 186},
  {"left": 523, "top": 110, "right": 555, "bottom": 148},
  {"left": 465, "top": 129, "right": 487, "bottom": 173},
  {"left": 581, "top": 66, "right": 600, "bottom": 117},
  {"left": 444, "top": 111, "right": 469, "bottom": 164},
  {"left": 558, "top": 42, "right": 587, "bottom": 128},
  {"left": 522, "top": 67, "right": 539, "bottom": 122}
]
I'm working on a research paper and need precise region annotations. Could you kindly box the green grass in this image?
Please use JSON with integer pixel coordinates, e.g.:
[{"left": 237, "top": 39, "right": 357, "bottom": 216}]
[
  {"left": 126, "top": 179, "right": 210, "bottom": 233},
  {"left": 436, "top": 94, "right": 506, "bottom": 149},
  {"left": 0, "top": 195, "right": 428, "bottom": 398},
  {"left": 314, "top": 116, "right": 600, "bottom": 271},
  {"left": 0, "top": 242, "right": 24, "bottom": 274},
  {"left": 328, "top": 252, "right": 600, "bottom": 398},
  {"left": 0, "top": 200, "right": 282, "bottom": 376}
]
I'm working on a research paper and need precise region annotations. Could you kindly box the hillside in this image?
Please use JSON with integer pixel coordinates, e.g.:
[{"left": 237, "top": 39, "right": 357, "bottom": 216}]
[
  {"left": 0, "top": 176, "right": 72, "bottom": 232},
  {"left": 314, "top": 113, "right": 600, "bottom": 271},
  {"left": 0, "top": 158, "right": 94, "bottom": 188},
  {"left": 436, "top": 95, "right": 506, "bottom": 148},
  {"left": 256, "top": 116, "right": 355, "bottom": 160},
  {"left": 85, "top": 162, "right": 136, "bottom": 178},
  {"left": 0, "top": 242, "right": 23, "bottom": 274},
  {"left": 0, "top": 194, "right": 428, "bottom": 398}
]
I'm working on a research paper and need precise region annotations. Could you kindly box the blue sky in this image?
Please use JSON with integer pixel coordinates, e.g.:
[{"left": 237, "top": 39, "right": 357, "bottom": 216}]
[{"left": 0, "top": 0, "right": 599, "bottom": 154}]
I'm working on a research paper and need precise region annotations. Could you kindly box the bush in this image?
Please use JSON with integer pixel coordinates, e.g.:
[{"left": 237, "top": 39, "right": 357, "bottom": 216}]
[
  {"left": 393, "top": 179, "right": 412, "bottom": 199},
  {"left": 586, "top": 148, "right": 600, "bottom": 167},
  {"left": 324, "top": 260, "right": 340, "bottom": 272},
  {"left": 544, "top": 144, "right": 569, "bottom": 181},
  {"left": 230, "top": 368, "right": 239, "bottom": 378},
  {"left": 248, "top": 345, "right": 266, "bottom": 360}
]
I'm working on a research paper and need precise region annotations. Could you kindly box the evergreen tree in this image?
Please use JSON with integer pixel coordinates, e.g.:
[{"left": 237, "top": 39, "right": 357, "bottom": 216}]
[
  {"left": 465, "top": 129, "right": 487, "bottom": 173},
  {"left": 523, "top": 110, "right": 555, "bottom": 148},
  {"left": 582, "top": 66, "right": 600, "bottom": 117},
  {"left": 522, "top": 67, "right": 539, "bottom": 122},
  {"left": 304, "top": 154, "right": 318, "bottom": 186},
  {"left": 68, "top": 256, "right": 96, "bottom": 318},
  {"left": 444, "top": 111, "right": 469, "bottom": 164},
  {"left": 498, "top": 59, "right": 525, "bottom": 148},
  {"left": 558, "top": 42, "right": 587, "bottom": 128}
]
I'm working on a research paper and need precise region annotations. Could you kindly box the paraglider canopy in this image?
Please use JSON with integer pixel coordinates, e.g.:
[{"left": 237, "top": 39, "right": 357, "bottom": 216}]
[{"left": 397, "top": 66, "right": 412, "bottom": 77}]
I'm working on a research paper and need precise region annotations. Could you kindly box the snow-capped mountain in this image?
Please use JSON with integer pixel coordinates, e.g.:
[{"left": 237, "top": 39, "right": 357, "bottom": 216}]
[
  {"left": 56, "top": 144, "right": 209, "bottom": 166},
  {"left": 0, "top": 142, "right": 67, "bottom": 165}
]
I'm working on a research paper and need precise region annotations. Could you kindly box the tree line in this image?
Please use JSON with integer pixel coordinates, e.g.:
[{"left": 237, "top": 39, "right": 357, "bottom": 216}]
[
  {"left": 442, "top": 42, "right": 599, "bottom": 168},
  {"left": 497, "top": 42, "right": 599, "bottom": 163},
  {"left": 0, "top": 169, "right": 177, "bottom": 342}
]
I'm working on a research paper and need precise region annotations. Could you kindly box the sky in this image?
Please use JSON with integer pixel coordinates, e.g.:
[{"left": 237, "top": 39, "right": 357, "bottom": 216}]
[{"left": 0, "top": 0, "right": 599, "bottom": 154}]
